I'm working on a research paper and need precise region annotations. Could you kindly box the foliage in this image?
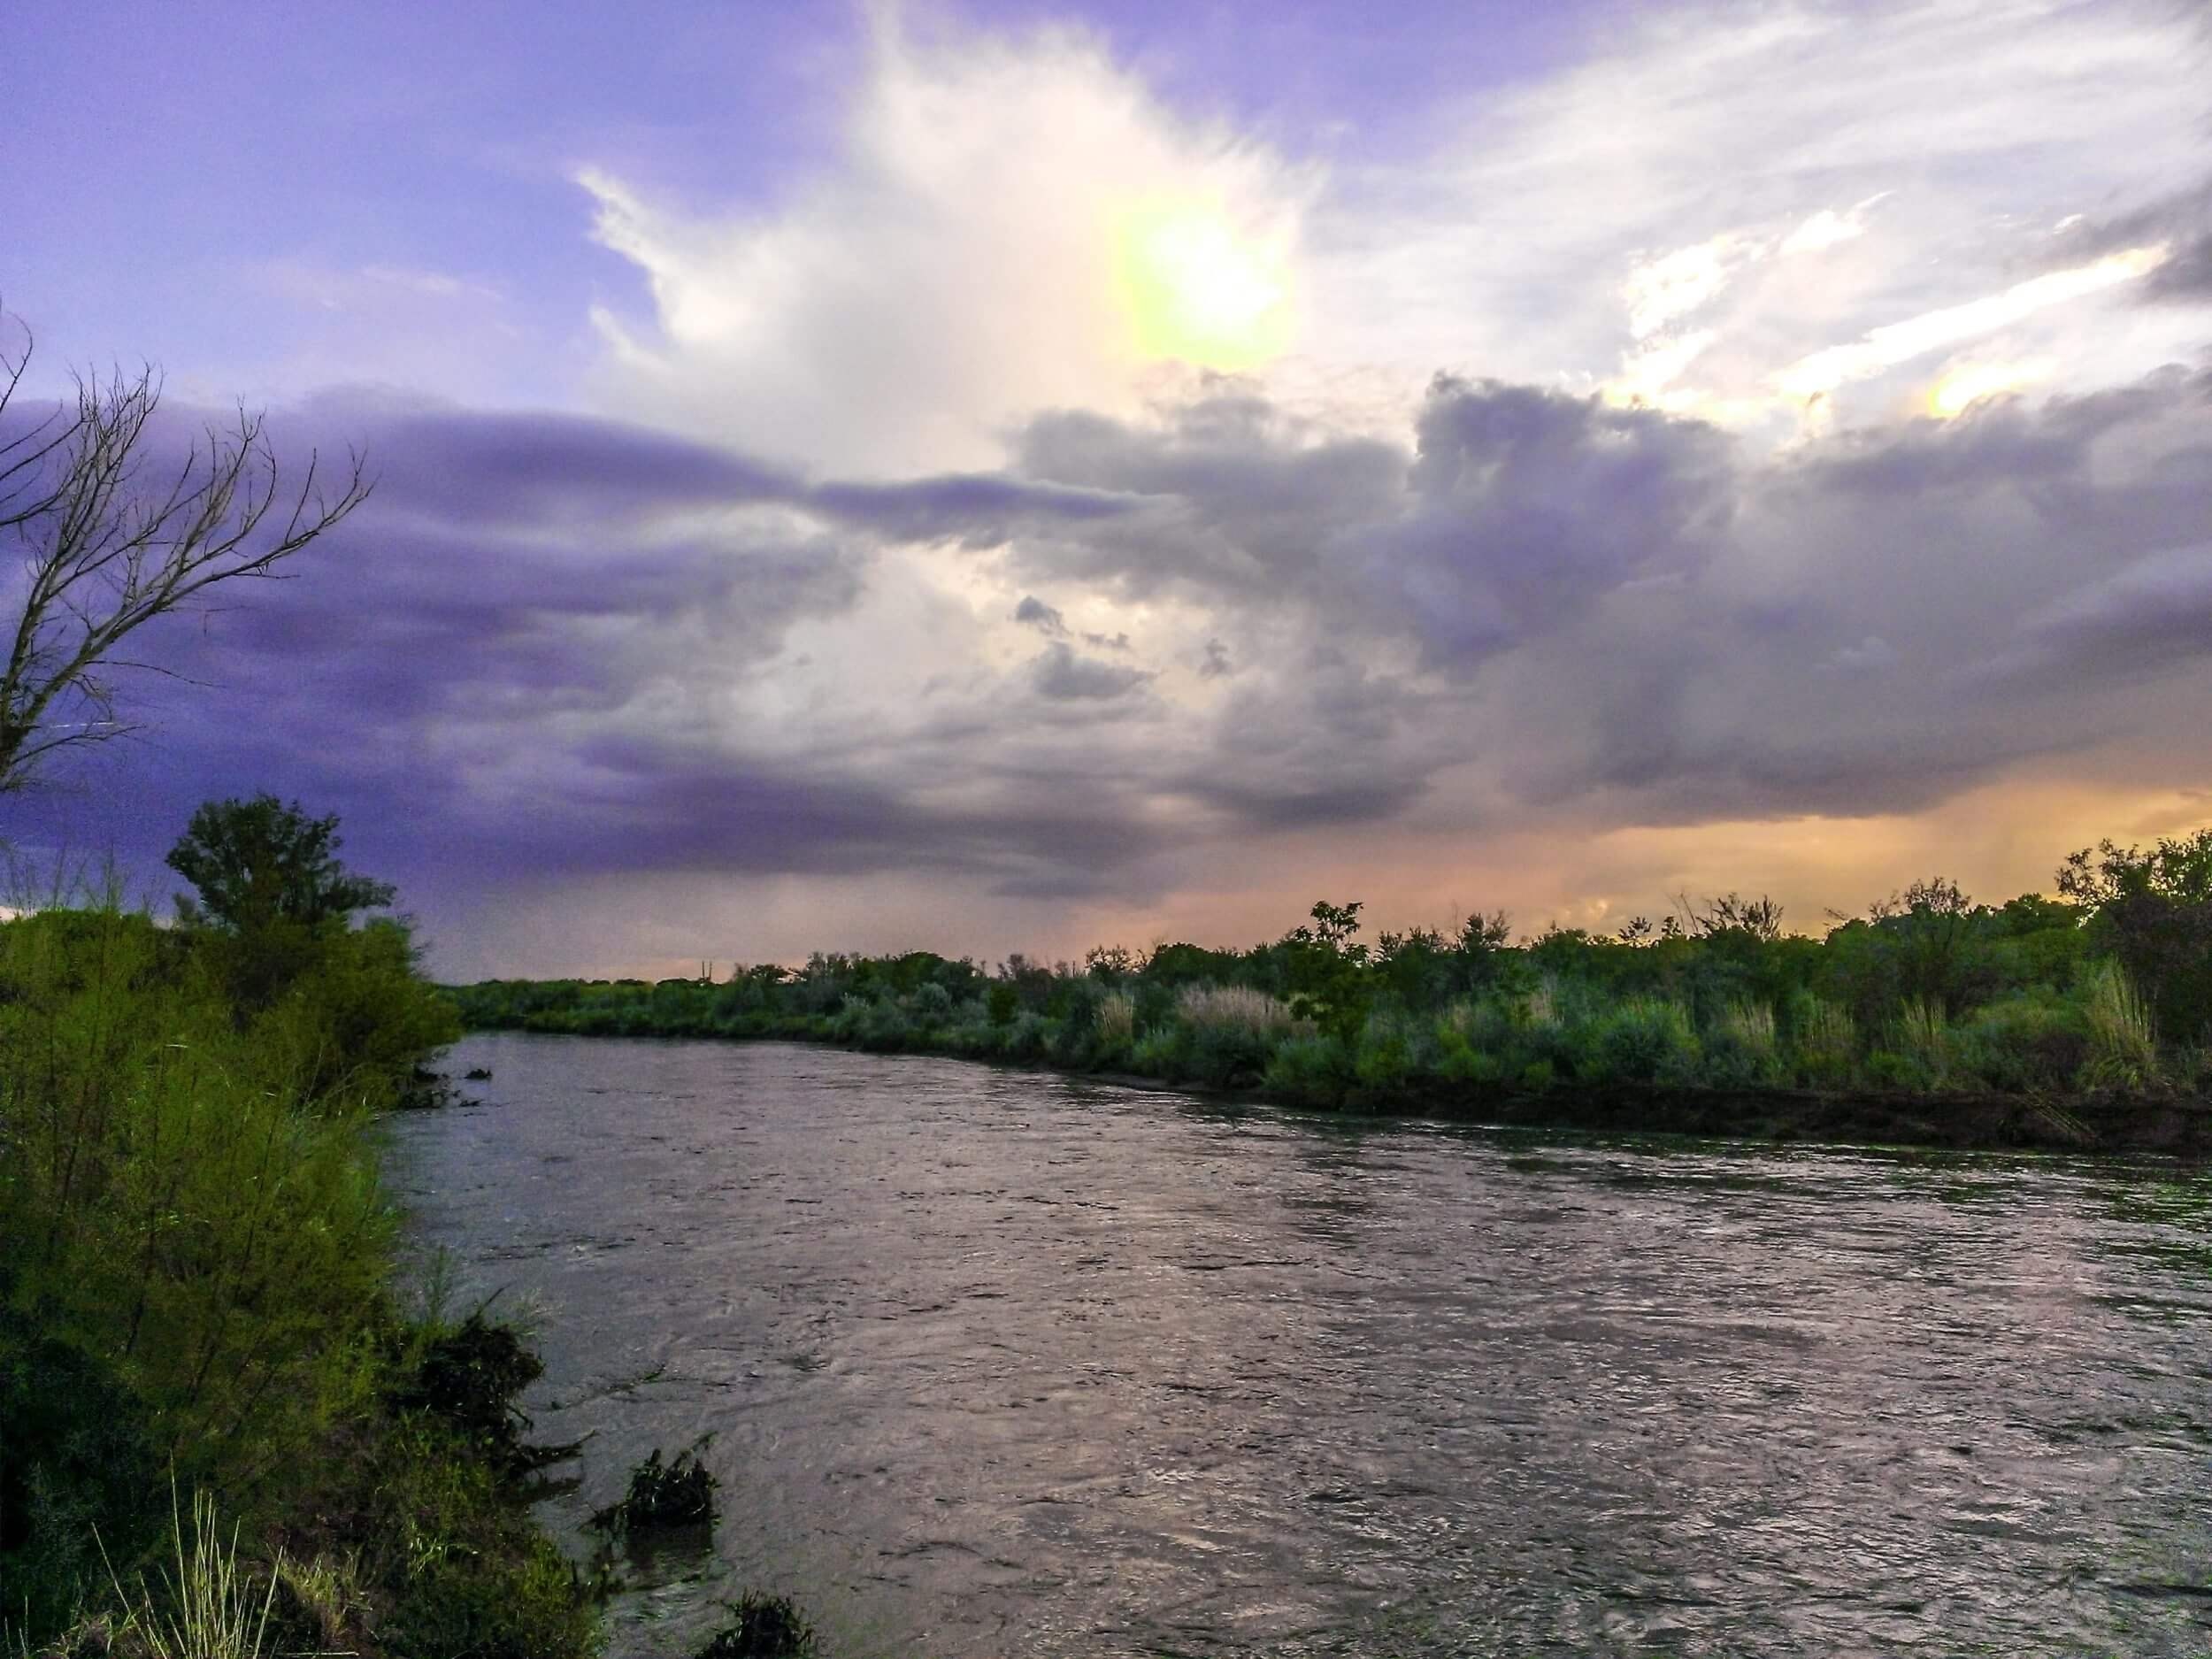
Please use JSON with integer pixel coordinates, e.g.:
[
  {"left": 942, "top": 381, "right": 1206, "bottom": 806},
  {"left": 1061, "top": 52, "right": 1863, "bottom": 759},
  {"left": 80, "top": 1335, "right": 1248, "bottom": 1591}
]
[
  {"left": 165, "top": 794, "right": 396, "bottom": 933},
  {"left": 0, "top": 811, "right": 589, "bottom": 1659},
  {"left": 2080, "top": 959, "right": 2160, "bottom": 1090},
  {"left": 445, "top": 818, "right": 2212, "bottom": 1113},
  {"left": 388, "top": 1310, "right": 545, "bottom": 1469},
  {"left": 2059, "top": 830, "right": 2212, "bottom": 1042}
]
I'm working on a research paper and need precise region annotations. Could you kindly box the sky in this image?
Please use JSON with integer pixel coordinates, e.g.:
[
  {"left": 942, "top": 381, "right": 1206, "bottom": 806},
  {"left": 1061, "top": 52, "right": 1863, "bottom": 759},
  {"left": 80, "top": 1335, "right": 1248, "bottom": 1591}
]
[{"left": 4, "top": 0, "right": 2212, "bottom": 979}]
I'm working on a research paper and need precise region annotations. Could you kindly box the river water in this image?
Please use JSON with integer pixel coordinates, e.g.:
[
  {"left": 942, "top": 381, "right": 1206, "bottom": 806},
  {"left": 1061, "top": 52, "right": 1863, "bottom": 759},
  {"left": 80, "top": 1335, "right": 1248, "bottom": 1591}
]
[{"left": 387, "top": 1033, "right": 2212, "bottom": 1657}]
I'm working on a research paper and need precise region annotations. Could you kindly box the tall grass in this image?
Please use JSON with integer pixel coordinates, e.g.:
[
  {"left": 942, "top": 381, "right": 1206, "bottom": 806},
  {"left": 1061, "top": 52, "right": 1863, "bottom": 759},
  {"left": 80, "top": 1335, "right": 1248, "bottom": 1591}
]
[
  {"left": 99, "top": 1488, "right": 282, "bottom": 1659},
  {"left": 2082, "top": 959, "right": 2159, "bottom": 1089},
  {"left": 1791, "top": 995, "right": 1858, "bottom": 1087},
  {"left": 1716, "top": 999, "right": 1777, "bottom": 1059},
  {"left": 1094, "top": 989, "right": 1135, "bottom": 1047},
  {"left": 1177, "top": 982, "right": 1300, "bottom": 1037},
  {"left": 1892, "top": 999, "right": 1952, "bottom": 1090}
]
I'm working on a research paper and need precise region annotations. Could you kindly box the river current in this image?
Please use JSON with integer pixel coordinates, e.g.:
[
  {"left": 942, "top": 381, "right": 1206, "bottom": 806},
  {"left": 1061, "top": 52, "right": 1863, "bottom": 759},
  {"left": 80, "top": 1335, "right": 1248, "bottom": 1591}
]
[{"left": 387, "top": 1033, "right": 2212, "bottom": 1657}]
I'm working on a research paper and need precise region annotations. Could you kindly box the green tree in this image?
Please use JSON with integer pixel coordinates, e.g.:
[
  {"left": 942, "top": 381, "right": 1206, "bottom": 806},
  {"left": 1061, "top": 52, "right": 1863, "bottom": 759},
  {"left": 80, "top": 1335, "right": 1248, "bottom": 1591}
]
[
  {"left": 1282, "top": 900, "right": 1372, "bottom": 1041},
  {"left": 165, "top": 794, "right": 396, "bottom": 933},
  {"left": 2057, "top": 830, "right": 2212, "bottom": 1043}
]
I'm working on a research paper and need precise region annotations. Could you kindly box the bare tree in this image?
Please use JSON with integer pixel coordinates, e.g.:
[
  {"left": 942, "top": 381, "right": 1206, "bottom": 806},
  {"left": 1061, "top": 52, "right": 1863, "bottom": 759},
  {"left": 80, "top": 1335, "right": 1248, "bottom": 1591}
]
[{"left": 0, "top": 311, "right": 370, "bottom": 792}]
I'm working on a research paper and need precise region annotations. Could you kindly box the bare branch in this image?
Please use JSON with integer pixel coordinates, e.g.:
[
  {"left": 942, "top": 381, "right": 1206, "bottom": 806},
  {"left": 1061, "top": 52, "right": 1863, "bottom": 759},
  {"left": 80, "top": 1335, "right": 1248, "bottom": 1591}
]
[{"left": 0, "top": 311, "right": 372, "bottom": 792}]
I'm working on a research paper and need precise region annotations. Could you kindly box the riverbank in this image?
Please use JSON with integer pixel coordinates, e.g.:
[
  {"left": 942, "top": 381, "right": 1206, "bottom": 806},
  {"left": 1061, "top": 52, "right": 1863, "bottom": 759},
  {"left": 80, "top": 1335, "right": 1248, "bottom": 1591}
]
[
  {"left": 443, "top": 999, "right": 2212, "bottom": 1160},
  {"left": 445, "top": 855, "right": 2212, "bottom": 1163},
  {"left": 0, "top": 905, "right": 600, "bottom": 1657}
]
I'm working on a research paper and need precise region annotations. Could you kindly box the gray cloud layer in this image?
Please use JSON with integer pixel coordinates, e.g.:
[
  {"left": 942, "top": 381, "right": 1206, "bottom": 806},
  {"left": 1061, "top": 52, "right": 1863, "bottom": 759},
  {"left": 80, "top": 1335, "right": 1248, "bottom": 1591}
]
[{"left": 12, "top": 365, "right": 2212, "bottom": 960}]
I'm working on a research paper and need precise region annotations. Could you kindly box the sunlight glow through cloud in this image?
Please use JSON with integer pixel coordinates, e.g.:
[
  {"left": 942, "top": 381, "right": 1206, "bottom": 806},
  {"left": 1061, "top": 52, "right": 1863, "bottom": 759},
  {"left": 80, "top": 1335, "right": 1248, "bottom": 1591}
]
[
  {"left": 1113, "top": 200, "right": 1296, "bottom": 368},
  {"left": 1926, "top": 357, "right": 2054, "bottom": 418}
]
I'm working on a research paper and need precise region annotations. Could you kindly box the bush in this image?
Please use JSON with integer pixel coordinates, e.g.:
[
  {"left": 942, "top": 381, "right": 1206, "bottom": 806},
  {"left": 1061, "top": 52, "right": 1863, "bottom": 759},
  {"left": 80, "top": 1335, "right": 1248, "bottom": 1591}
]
[
  {"left": 1094, "top": 990, "right": 1136, "bottom": 1048},
  {"left": 1262, "top": 1034, "right": 1355, "bottom": 1108},
  {"left": 1699, "top": 1000, "right": 1781, "bottom": 1087},
  {"left": 1954, "top": 993, "right": 2089, "bottom": 1093},
  {"left": 1354, "top": 1018, "right": 1417, "bottom": 1092},
  {"left": 0, "top": 1315, "right": 164, "bottom": 1640},
  {"left": 999, "top": 1010, "right": 1053, "bottom": 1061},
  {"left": 0, "top": 884, "right": 595, "bottom": 1659},
  {"left": 1128, "top": 1026, "right": 1188, "bottom": 1079},
  {"left": 1577, "top": 998, "right": 1701, "bottom": 1085},
  {"left": 909, "top": 981, "right": 954, "bottom": 1026}
]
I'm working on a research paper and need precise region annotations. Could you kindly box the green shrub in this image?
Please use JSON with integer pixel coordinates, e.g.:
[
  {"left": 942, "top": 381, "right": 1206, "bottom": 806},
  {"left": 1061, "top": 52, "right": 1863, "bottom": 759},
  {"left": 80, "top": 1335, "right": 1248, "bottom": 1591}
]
[
  {"left": 0, "top": 1314, "right": 164, "bottom": 1641},
  {"left": 1954, "top": 993, "right": 2089, "bottom": 1093},
  {"left": 1354, "top": 1018, "right": 1418, "bottom": 1092},
  {"left": 1185, "top": 1020, "right": 1274, "bottom": 1087},
  {"left": 909, "top": 981, "right": 954, "bottom": 1026},
  {"left": 1700, "top": 999, "right": 1780, "bottom": 1087},
  {"left": 1262, "top": 1034, "right": 1355, "bottom": 1108},
  {"left": 1577, "top": 998, "right": 1701, "bottom": 1085},
  {"left": 999, "top": 1010, "right": 1053, "bottom": 1060},
  {"left": 1863, "top": 1047, "right": 1931, "bottom": 1092},
  {"left": 1128, "top": 1026, "right": 1188, "bottom": 1078}
]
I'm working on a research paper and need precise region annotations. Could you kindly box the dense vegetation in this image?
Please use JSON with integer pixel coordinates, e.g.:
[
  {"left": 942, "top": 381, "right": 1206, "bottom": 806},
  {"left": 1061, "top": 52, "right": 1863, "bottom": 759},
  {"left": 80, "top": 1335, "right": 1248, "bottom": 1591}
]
[
  {"left": 452, "top": 832, "right": 2212, "bottom": 1139},
  {"left": 0, "top": 801, "right": 599, "bottom": 1658}
]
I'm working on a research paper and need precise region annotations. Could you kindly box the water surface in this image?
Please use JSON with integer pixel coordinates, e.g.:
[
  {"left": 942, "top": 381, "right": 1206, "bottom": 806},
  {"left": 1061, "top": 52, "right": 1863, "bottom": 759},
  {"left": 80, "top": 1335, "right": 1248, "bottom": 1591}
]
[{"left": 388, "top": 1033, "right": 2212, "bottom": 1656}]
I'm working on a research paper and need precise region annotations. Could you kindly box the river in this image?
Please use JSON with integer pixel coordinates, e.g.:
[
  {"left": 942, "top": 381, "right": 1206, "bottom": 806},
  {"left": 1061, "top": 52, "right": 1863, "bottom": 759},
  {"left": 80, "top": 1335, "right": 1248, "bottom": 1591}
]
[{"left": 386, "top": 1033, "right": 2212, "bottom": 1657}]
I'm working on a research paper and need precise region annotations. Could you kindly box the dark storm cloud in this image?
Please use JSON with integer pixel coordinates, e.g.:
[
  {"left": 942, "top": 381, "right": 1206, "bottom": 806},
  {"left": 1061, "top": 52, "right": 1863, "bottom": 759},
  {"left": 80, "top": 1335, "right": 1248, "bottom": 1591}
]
[
  {"left": 1004, "top": 378, "right": 1733, "bottom": 671},
  {"left": 807, "top": 472, "right": 1134, "bottom": 546},
  {"left": 1027, "top": 641, "right": 1150, "bottom": 701},
  {"left": 1013, "top": 595, "right": 1068, "bottom": 634},
  {"left": 6, "top": 392, "right": 1187, "bottom": 930},
  {"left": 21, "top": 363, "right": 2212, "bottom": 938},
  {"left": 300, "top": 398, "right": 1138, "bottom": 543}
]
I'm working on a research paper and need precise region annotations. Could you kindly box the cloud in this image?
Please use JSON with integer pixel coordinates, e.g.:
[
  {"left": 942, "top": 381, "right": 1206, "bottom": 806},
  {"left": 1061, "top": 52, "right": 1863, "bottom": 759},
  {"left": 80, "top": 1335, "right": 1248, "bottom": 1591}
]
[
  {"left": 1314, "top": 0, "right": 2211, "bottom": 434},
  {"left": 1013, "top": 595, "right": 1068, "bottom": 635},
  {"left": 1990, "top": 543, "right": 2212, "bottom": 687},
  {"left": 578, "top": 14, "right": 1313, "bottom": 474},
  {"left": 2049, "top": 175, "right": 2212, "bottom": 305},
  {"left": 1027, "top": 641, "right": 1151, "bottom": 702},
  {"left": 21, "top": 361, "right": 2212, "bottom": 975}
]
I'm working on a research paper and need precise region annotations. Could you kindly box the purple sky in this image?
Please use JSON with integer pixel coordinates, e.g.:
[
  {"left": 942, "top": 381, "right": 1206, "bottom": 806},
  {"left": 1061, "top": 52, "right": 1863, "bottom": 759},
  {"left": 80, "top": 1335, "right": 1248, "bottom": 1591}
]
[{"left": 5, "top": 0, "right": 2211, "bottom": 977}]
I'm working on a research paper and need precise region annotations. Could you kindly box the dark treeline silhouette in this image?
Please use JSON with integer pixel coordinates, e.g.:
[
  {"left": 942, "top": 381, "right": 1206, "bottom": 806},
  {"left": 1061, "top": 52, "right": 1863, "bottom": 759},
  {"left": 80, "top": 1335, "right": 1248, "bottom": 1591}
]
[{"left": 452, "top": 829, "right": 2212, "bottom": 1136}]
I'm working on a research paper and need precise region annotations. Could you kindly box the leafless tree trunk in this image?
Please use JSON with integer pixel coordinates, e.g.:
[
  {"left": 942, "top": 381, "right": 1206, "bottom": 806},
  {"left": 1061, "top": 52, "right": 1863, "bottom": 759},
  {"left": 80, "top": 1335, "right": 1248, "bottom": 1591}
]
[{"left": 0, "top": 311, "right": 371, "bottom": 792}]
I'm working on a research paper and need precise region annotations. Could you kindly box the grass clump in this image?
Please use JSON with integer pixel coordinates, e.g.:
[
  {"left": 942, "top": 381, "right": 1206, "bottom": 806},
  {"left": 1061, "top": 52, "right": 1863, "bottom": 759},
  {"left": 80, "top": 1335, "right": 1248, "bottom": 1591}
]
[
  {"left": 2082, "top": 959, "right": 2160, "bottom": 1089},
  {"left": 695, "top": 1592, "right": 818, "bottom": 1658},
  {"left": 589, "top": 1442, "right": 719, "bottom": 1533},
  {"left": 95, "top": 1488, "right": 281, "bottom": 1659}
]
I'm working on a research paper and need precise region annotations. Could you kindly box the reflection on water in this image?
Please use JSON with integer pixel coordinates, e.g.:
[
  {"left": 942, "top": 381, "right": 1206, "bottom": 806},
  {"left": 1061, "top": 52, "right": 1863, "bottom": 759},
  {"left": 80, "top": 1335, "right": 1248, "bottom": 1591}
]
[{"left": 388, "top": 1034, "right": 2212, "bottom": 1657}]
